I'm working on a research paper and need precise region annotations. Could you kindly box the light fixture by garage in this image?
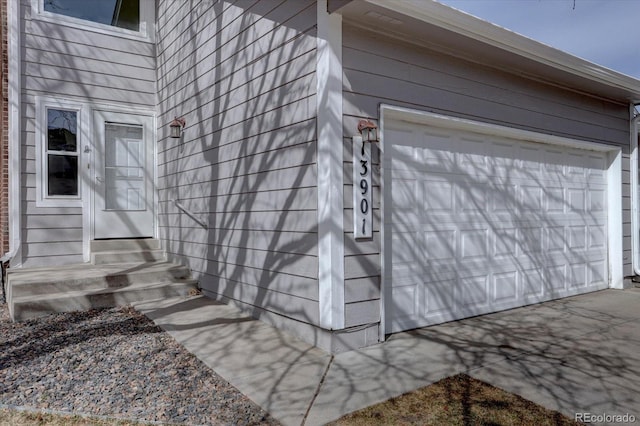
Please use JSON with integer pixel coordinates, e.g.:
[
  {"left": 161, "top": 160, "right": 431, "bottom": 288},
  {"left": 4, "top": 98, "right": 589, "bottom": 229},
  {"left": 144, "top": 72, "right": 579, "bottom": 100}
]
[
  {"left": 357, "top": 119, "right": 379, "bottom": 143},
  {"left": 169, "top": 117, "right": 186, "bottom": 138}
]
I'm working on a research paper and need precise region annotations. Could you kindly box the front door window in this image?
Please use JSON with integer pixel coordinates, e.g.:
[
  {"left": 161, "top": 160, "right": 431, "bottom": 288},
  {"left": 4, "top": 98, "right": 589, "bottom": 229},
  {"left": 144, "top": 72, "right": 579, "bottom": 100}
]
[{"left": 104, "top": 123, "right": 145, "bottom": 210}]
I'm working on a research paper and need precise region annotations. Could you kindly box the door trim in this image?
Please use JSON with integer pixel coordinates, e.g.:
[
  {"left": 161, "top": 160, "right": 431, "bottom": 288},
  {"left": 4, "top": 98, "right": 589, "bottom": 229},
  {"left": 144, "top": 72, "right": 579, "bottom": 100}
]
[
  {"left": 81, "top": 104, "right": 156, "bottom": 262},
  {"left": 378, "top": 104, "right": 623, "bottom": 339}
]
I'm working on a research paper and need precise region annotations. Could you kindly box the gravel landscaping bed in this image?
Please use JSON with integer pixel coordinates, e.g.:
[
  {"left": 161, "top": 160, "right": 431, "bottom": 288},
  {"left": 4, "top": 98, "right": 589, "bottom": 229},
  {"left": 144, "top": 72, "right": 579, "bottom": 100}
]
[{"left": 0, "top": 303, "right": 279, "bottom": 425}]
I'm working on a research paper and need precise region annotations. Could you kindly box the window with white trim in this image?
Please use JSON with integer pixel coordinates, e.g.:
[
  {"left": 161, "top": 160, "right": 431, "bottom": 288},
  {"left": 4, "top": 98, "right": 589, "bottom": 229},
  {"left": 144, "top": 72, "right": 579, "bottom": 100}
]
[
  {"left": 31, "top": 0, "right": 154, "bottom": 41},
  {"left": 36, "top": 98, "right": 84, "bottom": 207}
]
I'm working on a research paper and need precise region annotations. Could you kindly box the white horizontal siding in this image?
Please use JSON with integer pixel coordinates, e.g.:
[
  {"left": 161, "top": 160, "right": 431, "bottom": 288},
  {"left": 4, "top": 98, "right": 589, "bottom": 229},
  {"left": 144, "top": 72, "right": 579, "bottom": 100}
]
[
  {"left": 157, "top": 0, "right": 319, "bottom": 326},
  {"left": 19, "top": 0, "right": 156, "bottom": 266}
]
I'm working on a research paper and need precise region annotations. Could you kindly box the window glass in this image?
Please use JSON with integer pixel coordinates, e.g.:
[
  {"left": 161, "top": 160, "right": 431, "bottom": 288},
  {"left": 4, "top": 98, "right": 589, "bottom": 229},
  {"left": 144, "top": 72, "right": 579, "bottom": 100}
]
[
  {"left": 43, "top": 0, "right": 140, "bottom": 31},
  {"left": 47, "top": 155, "right": 78, "bottom": 196},
  {"left": 47, "top": 109, "right": 77, "bottom": 152},
  {"left": 46, "top": 108, "right": 79, "bottom": 197}
]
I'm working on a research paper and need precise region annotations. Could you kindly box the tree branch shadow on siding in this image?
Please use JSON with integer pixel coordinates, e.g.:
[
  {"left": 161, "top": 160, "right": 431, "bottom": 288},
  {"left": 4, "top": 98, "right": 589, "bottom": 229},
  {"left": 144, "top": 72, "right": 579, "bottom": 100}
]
[
  {"left": 20, "top": 1, "right": 157, "bottom": 267},
  {"left": 156, "top": 0, "right": 329, "bottom": 421},
  {"left": 158, "top": 0, "right": 319, "bottom": 322},
  {"left": 153, "top": 1, "right": 638, "bottom": 424}
]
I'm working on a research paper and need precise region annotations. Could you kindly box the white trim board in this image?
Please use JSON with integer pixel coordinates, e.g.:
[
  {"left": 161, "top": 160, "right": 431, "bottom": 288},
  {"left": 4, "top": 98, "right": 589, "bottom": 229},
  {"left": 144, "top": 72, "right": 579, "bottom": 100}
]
[
  {"left": 631, "top": 109, "right": 640, "bottom": 277},
  {"left": 29, "top": 0, "right": 155, "bottom": 42},
  {"left": 378, "top": 104, "right": 624, "bottom": 337},
  {"left": 34, "top": 97, "right": 86, "bottom": 208},
  {"left": 317, "top": 0, "right": 345, "bottom": 330}
]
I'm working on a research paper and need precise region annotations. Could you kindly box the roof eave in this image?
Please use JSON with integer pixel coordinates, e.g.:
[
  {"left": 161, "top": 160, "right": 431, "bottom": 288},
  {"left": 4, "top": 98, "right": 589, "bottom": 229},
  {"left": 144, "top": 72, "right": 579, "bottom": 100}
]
[{"left": 363, "top": 0, "right": 640, "bottom": 104}]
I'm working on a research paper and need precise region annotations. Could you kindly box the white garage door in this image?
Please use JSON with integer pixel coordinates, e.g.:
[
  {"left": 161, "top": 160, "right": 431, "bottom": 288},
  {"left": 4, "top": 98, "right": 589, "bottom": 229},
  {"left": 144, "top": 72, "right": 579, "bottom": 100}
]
[{"left": 384, "top": 120, "right": 610, "bottom": 333}]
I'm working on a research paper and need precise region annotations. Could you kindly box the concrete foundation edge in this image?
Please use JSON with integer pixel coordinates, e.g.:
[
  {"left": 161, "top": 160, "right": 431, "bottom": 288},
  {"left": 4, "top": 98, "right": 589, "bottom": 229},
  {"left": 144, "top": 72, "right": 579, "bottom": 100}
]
[{"left": 201, "top": 288, "right": 380, "bottom": 354}]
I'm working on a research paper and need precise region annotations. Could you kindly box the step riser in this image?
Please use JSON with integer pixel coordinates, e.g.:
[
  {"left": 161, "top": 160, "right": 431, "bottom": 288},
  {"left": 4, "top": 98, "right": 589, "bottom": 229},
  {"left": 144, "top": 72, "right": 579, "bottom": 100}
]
[
  {"left": 91, "top": 250, "right": 166, "bottom": 265},
  {"left": 90, "top": 239, "right": 162, "bottom": 252},
  {"left": 10, "top": 271, "right": 193, "bottom": 298},
  {"left": 9, "top": 238, "right": 198, "bottom": 321},
  {"left": 8, "top": 262, "right": 192, "bottom": 297},
  {"left": 11, "top": 281, "right": 198, "bottom": 321}
]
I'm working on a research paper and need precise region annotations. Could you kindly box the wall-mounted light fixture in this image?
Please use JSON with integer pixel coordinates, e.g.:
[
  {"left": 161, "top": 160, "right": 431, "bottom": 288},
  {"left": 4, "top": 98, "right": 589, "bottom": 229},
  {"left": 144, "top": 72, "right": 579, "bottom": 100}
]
[
  {"left": 357, "top": 119, "right": 378, "bottom": 143},
  {"left": 169, "top": 117, "right": 186, "bottom": 138}
]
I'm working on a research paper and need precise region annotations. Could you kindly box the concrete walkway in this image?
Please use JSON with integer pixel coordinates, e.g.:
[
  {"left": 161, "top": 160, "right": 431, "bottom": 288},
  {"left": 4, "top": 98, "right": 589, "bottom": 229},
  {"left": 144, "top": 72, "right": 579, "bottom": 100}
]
[{"left": 133, "top": 288, "right": 640, "bottom": 425}]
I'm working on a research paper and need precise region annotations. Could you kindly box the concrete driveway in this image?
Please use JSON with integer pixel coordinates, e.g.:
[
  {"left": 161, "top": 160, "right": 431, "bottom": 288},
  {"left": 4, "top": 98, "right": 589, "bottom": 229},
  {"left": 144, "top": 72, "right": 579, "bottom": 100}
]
[{"left": 135, "top": 288, "right": 640, "bottom": 425}]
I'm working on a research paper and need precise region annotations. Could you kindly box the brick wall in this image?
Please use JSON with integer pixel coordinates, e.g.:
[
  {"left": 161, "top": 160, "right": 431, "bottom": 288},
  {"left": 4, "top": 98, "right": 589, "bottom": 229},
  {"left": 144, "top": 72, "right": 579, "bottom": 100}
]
[{"left": 0, "top": 0, "right": 8, "bottom": 256}]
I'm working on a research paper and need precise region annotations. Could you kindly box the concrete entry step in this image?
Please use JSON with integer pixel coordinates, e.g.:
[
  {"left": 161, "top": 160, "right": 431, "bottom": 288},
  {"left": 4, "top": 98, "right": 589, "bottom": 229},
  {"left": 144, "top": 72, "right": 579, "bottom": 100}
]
[
  {"left": 7, "top": 239, "right": 199, "bottom": 321},
  {"left": 11, "top": 279, "right": 198, "bottom": 322},
  {"left": 90, "top": 238, "right": 162, "bottom": 252},
  {"left": 90, "top": 238, "right": 165, "bottom": 265},
  {"left": 8, "top": 261, "right": 192, "bottom": 298}
]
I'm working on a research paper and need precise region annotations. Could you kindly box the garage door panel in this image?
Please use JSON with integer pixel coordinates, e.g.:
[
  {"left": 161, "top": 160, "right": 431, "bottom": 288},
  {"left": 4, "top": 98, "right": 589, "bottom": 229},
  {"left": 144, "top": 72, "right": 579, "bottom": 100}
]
[
  {"left": 568, "top": 188, "right": 587, "bottom": 212},
  {"left": 589, "top": 189, "right": 606, "bottom": 212},
  {"left": 460, "top": 229, "right": 489, "bottom": 259},
  {"left": 424, "top": 230, "right": 456, "bottom": 260},
  {"left": 459, "top": 275, "right": 489, "bottom": 308},
  {"left": 386, "top": 120, "right": 610, "bottom": 333},
  {"left": 521, "top": 267, "right": 545, "bottom": 297},
  {"left": 424, "top": 279, "right": 456, "bottom": 316},
  {"left": 391, "top": 230, "right": 420, "bottom": 261},
  {"left": 391, "top": 177, "right": 417, "bottom": 210},
  {"left": 390, "top": 285, "right": 419, "bottom": 324},
  {"left": 491, "top": 184, "right": 518, "bottom": 213},
  {"left": 546, "top": 226, "right": 566, "bottom": 253},
  {"left": 569, "top": 263, "right": 588, "bottom": 289},
  {"left": 546, "top": 265, "right": 567, "bottom": 291},
  {"left": 494, "top": 228, "right": 518, "bottom": 257},
  {"left": 519, "top": 185, "right": 544, "bottom": 212},
  {"left": 589, "top": 225, "right": 606, "bottom": 249},
  {"left": 568, "top": 225, "right": 589, "bottom": 250},
  {"left": 588, "top": 261, "right": 606, "bottom": 286},
  {"left": 517, "top": 227, "right": 544, "bottom": 255},
  {"left": 458, "top": 184, "right": 489, "bottom": 212},
  {"left": 424, "top": 180, "right": 454, "bottom": 212},
  {"left": 493, "top": 271, "right": 519, "bottom": 303},
  {"left": 545, "top": 187, "right": 565, "bottom": 213},
  {"left": 424, "top": 262, "right": 457, "bottom": 283}
]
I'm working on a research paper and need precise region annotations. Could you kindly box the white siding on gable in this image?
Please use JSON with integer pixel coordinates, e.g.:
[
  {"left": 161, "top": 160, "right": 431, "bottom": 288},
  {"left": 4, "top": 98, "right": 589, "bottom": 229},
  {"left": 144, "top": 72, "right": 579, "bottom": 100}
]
[
  {"left": 156, "top": 0, "right": 319, "bottom": 326},
  {"left": 341, "top": 24, "right": 632, "bottom": 329},
  {"left": 19, "top": 0, "right": 157, "bottom": 267}
]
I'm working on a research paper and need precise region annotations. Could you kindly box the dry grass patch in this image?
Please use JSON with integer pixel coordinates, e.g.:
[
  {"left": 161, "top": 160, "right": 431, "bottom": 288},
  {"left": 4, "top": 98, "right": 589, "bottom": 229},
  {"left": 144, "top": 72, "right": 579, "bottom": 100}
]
[
  {"left": 0, "top": 409, "right": 152, "bottom": 426},
  {"left": 330, "top": 374, "right": 582, "bottom": 426}
]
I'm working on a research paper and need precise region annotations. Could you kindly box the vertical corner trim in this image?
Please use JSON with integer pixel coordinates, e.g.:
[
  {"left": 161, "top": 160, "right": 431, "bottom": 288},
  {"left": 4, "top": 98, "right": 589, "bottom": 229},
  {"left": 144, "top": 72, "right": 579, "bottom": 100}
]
[
  {"left": 630, "top": 107, "right": 640, "bottom": 277},
  {"left": 317, "top": 0, "right": 345, "bottom": 330},
  {"left": 608, "top": 148, "right": 623, "bottom": 289}
]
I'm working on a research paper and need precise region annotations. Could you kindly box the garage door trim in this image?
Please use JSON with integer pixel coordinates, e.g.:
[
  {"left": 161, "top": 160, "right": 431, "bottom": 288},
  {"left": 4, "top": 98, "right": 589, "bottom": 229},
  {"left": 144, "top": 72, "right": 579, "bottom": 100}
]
[{"left": 378, "top": 104, "right": 623, "bottom": 341}]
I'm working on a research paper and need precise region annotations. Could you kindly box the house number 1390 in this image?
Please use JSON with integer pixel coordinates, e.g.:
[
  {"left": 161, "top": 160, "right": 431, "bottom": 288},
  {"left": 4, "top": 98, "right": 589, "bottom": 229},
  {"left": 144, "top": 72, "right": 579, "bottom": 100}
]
[{"left": 353, "top": 135, "right": 373, "bottom": 239}]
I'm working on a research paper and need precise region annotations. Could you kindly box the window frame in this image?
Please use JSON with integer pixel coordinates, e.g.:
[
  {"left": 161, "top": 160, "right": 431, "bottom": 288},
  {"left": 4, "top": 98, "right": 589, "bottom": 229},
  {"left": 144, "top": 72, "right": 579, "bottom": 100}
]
[
  {"left": 35, "top": 97, "right": 86, "bottom": 208},
  {"left": 30, "top": 0, "right": 154, "bottom": 42}
]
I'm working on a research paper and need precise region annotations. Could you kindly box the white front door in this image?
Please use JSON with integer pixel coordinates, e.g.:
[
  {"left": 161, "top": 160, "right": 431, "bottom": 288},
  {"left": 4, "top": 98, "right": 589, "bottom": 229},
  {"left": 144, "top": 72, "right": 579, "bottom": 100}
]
[{"left": 93, "top": 110, "right": 154, "bottom": 239}]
